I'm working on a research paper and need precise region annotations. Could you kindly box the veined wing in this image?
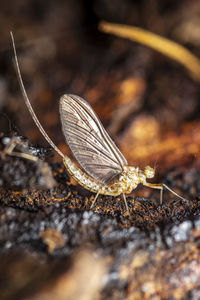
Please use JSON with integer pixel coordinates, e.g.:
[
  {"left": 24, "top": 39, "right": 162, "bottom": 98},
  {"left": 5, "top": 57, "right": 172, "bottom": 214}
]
[{"left": 59, "top": 94, "right": 127, "bottom": 184}]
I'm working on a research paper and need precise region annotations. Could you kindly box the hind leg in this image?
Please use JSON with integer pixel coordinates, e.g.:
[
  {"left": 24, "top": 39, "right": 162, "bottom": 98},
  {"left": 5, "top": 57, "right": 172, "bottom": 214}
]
[{"left": 90, "top": 192, "right": 100, "bottom": 209}]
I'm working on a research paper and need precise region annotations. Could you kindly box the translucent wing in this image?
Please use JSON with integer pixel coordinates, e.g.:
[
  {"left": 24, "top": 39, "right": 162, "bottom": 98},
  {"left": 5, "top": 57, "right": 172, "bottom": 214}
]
[{"left": 59, "top": 94, "right": 127, "bottom": 184}]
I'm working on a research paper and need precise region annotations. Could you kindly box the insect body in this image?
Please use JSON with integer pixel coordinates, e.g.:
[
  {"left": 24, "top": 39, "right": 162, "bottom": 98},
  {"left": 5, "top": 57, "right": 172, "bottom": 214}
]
[
  {"left": 11, "top": 32, "right": 187, "bottom": 216},
  {"left": 59, "top": 94, "right": 154, "bottom": 196},
  {"left": 63, "top": 144, "right": 154, "bottom": 196}
]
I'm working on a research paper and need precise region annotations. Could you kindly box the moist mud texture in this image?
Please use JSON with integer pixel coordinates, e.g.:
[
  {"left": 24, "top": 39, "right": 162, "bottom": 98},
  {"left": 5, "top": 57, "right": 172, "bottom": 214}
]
[{"left": 1, "top": 1, "right": 200, "bottom": 299}]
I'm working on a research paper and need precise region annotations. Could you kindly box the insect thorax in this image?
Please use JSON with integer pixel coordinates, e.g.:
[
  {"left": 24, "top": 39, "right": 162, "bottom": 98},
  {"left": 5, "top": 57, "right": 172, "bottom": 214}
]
[
  {"left": 112, "top": 166, "right": 139, "bottom": 194},
  {"left": 112, "top": 165, "right": 155, "bottom": 195}
]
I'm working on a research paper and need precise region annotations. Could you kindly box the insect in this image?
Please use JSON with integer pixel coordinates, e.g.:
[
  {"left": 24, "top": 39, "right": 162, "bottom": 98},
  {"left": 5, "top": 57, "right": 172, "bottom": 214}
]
[{"left": 10, "top": 32, "right": 187, "bottom": 216}]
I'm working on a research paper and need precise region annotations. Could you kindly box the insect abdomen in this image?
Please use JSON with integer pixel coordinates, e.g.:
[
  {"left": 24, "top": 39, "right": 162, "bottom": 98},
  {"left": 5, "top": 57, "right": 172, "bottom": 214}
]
[{"left": 63, "top": 157, "right": 122, "bottom": 196}]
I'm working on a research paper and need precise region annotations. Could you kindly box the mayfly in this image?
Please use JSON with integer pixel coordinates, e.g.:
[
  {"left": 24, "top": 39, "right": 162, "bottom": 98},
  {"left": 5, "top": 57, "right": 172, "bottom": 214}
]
[{"left": 10, "top": 32, "right": 187, "bottom": 216}]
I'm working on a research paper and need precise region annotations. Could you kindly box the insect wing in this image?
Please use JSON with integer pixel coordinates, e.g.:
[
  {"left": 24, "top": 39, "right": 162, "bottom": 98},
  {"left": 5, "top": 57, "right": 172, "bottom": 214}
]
[{"left": 59, "top": 94, "right": 127, "bottom": 184}]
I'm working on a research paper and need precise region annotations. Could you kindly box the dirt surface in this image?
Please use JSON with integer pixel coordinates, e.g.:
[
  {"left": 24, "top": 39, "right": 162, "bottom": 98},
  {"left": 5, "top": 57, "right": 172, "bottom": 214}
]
[{"left": 0, "top": 1, "right": 200, "bottom": 299}]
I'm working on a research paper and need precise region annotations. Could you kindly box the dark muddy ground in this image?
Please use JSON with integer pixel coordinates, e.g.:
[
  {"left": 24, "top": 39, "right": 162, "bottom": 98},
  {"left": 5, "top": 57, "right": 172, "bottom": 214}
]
[{"left": 0, "top": 1, "right": 200, "bottom": 299}]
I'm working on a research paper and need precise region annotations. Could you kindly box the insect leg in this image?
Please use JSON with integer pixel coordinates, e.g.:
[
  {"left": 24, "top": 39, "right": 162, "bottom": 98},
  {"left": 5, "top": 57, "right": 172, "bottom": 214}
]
[
  {"left": 143, "top": 182, "right": 187, "bottom": 204},
  {"left": 90, "top": 191, "right": 100, "bottom": 209},
  {"left": 143, "top": 183, "right": 163, "bottom": 204},
  {"left": 122, "top": 193, "right": 130, "bottom": 216}
]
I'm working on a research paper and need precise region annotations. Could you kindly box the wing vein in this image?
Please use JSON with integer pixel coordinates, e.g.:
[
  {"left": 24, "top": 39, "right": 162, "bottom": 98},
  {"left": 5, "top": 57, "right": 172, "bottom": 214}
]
[{"left": 59, "top": 94, "right": 127, "bottom": 184}]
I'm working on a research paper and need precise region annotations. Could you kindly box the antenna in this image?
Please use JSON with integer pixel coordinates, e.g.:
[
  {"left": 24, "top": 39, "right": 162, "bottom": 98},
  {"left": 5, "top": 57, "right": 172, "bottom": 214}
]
[{"left": 10, "top": 32, "right": 65, "bottom": 159}]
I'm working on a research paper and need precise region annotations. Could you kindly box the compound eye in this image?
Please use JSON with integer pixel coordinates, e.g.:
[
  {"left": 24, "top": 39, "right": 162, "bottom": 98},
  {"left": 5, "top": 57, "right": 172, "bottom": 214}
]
[{"left": 144, "top": 166, "right": 155, "bottom": 178}]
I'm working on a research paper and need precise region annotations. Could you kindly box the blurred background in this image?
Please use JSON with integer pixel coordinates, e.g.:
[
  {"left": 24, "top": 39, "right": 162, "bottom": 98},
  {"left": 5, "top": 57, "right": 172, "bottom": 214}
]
[{"left": 0, "top": 0, "right": 200, "bottom": 174}]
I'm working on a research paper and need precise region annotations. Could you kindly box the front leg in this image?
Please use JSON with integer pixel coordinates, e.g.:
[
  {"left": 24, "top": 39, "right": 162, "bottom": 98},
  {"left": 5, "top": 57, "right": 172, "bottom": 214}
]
[{"left": 143, "top": 182, "right": 187, "bottom": 204}]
